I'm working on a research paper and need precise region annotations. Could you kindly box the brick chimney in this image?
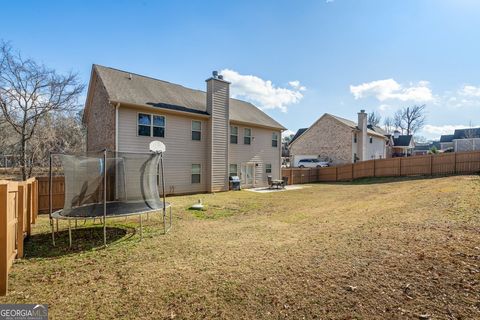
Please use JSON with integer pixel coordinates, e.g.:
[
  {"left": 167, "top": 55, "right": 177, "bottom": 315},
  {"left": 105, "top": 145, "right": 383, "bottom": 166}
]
[
  {"left": 206, "top": 71, "right": 230, "bottom": 192},
  {"left": 357, "top": 109, "right": 368, "bottom": 161}
]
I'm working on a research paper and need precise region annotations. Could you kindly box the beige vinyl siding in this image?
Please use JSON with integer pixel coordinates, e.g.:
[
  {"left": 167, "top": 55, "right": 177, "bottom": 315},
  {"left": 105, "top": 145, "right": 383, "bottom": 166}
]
[
  {"left": 207, "top": 79, "right": 229, "bottom": 192},
  {"left": 117, "top": 106, "right": 208, "bottom": 194},
  {"left": 229, "top": 125, "right": 282, "bottom": 187}
]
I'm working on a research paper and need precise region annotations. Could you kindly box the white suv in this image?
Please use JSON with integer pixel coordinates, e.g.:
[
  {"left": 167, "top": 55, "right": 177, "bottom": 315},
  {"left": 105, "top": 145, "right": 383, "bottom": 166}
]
[{"left": 297, "top": 159, "right": 330, "bottom": 168}]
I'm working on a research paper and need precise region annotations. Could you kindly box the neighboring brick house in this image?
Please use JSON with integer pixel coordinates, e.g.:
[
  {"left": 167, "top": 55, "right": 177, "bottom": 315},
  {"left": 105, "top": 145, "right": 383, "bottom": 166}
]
[
  {"left": 83, "top": 65, "right": 285, "bottom": 194},
  {"left": 288, "top": 110, "right": 388, "bottom": 166}
]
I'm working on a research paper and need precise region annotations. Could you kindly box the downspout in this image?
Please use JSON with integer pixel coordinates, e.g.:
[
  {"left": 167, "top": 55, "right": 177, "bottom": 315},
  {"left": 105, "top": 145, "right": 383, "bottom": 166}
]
[{"left": 115, "top": 103, "right": 120, "bottom": 153}]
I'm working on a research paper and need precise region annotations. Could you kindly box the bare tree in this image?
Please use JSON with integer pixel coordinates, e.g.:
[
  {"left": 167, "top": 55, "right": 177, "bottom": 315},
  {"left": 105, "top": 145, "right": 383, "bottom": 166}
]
[
  {"left": 393, "top": 105, "right": 426, "bottom": 135},
  {"left": 0, "top": 41, "right": 84, "bottom": 179},
  {"left": 383, "top": 116, "right": 395, "bottom": 134},
  {"left": 367, "top": 111, "right": 381, "bottom": 127}
]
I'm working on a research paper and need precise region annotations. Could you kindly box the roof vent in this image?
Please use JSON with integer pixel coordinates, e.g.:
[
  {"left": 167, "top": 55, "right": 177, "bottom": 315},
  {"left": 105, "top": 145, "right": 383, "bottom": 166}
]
[
  {"left": 218, "top": 75, "right": 224, "bottom": 80},
  {"left": 212, "top": 70, "right": 218, "bottom": 78}
]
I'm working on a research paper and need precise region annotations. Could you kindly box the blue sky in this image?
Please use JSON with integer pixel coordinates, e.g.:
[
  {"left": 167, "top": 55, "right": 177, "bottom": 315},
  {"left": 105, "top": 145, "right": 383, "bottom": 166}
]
[{"left": 2, "top": 0, "right": 479, "bottom": 139}]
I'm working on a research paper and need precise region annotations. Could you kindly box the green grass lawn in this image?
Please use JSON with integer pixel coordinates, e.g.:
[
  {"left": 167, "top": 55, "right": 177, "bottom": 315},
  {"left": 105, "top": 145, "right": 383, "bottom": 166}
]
[{"left": 1, "top": 176, "right": 480, "bottom": 319}]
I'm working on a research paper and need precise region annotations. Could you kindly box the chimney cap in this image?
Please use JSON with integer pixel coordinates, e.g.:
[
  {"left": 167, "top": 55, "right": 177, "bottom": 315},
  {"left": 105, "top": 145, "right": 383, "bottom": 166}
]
[
  {"left": 360, "top": 109, "right": 365, "bottom": 113},
  {"left": 212, "top": 70, "right": 219, "bottom": 78}
]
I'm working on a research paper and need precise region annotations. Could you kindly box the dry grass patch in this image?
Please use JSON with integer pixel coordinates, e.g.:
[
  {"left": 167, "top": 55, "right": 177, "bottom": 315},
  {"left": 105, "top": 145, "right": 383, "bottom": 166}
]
[{"left": 1, "top": 175, "right": 479, "bottom": 319}]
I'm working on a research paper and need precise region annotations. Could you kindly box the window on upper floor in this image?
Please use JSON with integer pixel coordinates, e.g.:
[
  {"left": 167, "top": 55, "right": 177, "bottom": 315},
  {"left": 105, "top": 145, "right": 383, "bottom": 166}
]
[
  {"left": 369, "top": 137, "right": 373, "bottom": 143},
  {"left": 272, "top": 132, "right": 278, "bottom": 147},
  {"left": 192, "top": 120, "right": 201, "bottom": 141},
  {"left": 230, "top": 126, "right": 238, "bottom": 144},
  {"left": 138, "top": 113, "right": 165, "bottom": 137},
  {"left": 244, "top": 128, "right": 252, "bottom": 145},
  {"left": 354, "top": 133, "right": 357, "bottom": 143}
]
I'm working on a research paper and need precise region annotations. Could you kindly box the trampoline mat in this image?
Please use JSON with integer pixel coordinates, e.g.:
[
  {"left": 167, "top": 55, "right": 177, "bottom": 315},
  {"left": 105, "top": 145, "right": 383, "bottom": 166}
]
[{"left": 52, "top": 201, "right": 170, "bottom": 219}]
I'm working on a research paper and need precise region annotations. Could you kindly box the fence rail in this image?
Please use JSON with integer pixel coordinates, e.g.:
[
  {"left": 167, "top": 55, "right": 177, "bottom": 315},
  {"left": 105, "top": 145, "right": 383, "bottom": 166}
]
[
  {"left": 282, "top": 151, "right": 480, "bottom": 185},
  {"left": 0, "top": 178, "right": 38, "bottom": 296}
]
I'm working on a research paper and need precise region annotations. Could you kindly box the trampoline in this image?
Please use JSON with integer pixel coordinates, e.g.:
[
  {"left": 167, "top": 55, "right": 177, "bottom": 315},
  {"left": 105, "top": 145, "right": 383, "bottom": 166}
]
[{"left": 49, "top": 141, "right": 172, "bottom": 247}]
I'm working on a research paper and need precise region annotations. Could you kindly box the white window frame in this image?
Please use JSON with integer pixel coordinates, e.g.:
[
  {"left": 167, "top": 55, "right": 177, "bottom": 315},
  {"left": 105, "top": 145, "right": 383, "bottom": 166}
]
[
  {"left": 244, "top": 128, "right": 252, "bottom": 145},
  {"left": 230, "top": 125, "right": 238, "bottom": 144},
  {"left": 191, "top": 164, "right": 201, "bottom": 184},
  {"left": 272, "top": 132, "right": 278, "bottom": 147},
  {"left": 192, "top": 120, "right": 202, "bottom": 141},
  {"left": 137, "top": 112, "right": 166, "bottom": 138},
  {"left": 265, "top": 163, "right": 272, "bottom": 174},
  {"left": 229, "top": 164, "right": 238, "bottom": 177}
]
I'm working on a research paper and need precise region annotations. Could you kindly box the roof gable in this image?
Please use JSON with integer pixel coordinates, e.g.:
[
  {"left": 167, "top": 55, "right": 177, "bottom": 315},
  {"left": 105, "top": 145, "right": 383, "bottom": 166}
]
[
  {"left": 440, "top": 134, "right": 454, "bottom": 142},
  {"left": 393, "top": 135, "right": 414, "bottom": 147},
  {"left": 91, "top": 65, "right": 285, "bottom": 130},
  {"left": 289, "top": 128, "right": 308, "bottom": 145},
  {"left": 453, "top": 127, "right": 480, "bottom": 139}
]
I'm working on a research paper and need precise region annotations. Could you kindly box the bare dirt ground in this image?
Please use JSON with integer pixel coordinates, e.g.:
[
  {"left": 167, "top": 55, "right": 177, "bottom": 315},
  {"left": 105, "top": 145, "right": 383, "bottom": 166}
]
[{"left": 1, "top": 175, "right": 479, "bottom": 319}]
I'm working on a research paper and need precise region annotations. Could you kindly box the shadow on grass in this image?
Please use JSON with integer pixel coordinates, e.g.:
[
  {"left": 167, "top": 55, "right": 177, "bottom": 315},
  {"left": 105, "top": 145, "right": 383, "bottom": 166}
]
[
  {"left": 320, "top": 175, "right": 461, "bottom": 185},
  {"left": 23, "top": 225, "right": 135, "bottom": 259}
]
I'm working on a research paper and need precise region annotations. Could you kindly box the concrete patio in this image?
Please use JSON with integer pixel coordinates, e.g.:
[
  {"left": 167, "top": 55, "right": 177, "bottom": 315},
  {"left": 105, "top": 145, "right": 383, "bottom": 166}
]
[{"left": 243, "top": 185, "right": 308, "bottom": 193}]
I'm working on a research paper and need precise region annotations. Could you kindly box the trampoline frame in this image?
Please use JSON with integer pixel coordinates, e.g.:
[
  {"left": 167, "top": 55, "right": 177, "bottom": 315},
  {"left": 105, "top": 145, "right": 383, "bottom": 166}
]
[{"left": 49, "top": 148, "right": 172, "bottom": 247}]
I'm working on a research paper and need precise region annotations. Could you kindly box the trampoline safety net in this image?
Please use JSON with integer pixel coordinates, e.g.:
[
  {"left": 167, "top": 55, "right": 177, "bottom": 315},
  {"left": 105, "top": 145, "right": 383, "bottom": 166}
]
[{"left": 56, "top": 151, "right": 164, "bottom": 218}]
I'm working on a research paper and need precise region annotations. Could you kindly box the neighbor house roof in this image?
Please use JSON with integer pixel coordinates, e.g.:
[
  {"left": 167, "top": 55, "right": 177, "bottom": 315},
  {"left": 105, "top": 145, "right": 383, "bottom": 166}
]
[
  {"left": 453, "top": 127, "right": 480, "bottom": 139},
  {"left": 289, "top": 128, "right": 308, "bottom": 145},
  {"left": 440, "top": 134, "right": 454, "bottom": 143},
  {"left": 91, "top": 65, "right": 286, "bottom": 130},
  {"left": 393, "top": 135, "right": 414, "bottom": 147},
  {"left": 327, "top": 114, "right": 387, "bottom": 138}
]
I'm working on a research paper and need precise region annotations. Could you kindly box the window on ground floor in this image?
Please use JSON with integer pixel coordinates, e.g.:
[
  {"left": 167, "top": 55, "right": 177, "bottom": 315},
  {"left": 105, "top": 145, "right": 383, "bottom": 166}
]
[
  {"left": 229, "top": 164, "right": 238, "bottom": 177},
  {"left": 265, "top": 163, "right": 272, "bottom": 174},
  {"left": 191, "top": 164, "right": 201, "bottom": 184}
]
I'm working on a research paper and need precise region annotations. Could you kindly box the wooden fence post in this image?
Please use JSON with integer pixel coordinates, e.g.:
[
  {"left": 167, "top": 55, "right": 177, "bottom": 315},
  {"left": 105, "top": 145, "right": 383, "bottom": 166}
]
[
  {"left": 335, "top": 167, "right": 338, "bottom": 182},
  {"left": 454, "top": 152, "right": 457, "bottom": 174},
  {"left": 399, "top": 158, "right": 402, "bottom": 176},
  {"left": 0, "top": 183, "right": 8, "bottom": 296},
  {"left": 373, "top": 159, "right": 376, "bottom": 177},
  {"left": 430, "top": 154, "right": 433, "bottom": 176},
  {"left": 17, "top": 184, "right": 24, "bottom": 259}
]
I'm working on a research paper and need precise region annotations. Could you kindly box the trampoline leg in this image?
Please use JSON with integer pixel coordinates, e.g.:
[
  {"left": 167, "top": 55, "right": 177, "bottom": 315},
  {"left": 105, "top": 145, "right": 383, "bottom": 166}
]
[
  {"left": 103, "top": 218, "right": 107, "bottom": 248},
  {"left": 68, "top": 220, "right": 72, "bottom": 248},
  {"left": 163, "top": 210, "right": 166, "bottom": 235},
  {"left": 139, "top": 214, "right": 143, "bottom": 240},
  {"left": 51, "top": 220, "right": 55, "bottom": 246}
]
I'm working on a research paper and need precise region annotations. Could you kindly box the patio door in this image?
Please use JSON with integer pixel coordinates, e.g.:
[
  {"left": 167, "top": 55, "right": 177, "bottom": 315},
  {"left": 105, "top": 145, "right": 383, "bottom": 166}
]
[{"left": 241, "top": 163, "right": 255, "bottom": 188}]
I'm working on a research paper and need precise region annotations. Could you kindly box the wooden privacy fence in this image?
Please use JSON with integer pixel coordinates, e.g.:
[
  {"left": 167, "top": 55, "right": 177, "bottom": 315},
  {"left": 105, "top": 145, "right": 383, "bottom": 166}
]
[
  {"left": 282, "top": 151, "right": 480, "bottom": 184},
  {"left": 36, "top": 176, "right": 64, "bottom": 214},
  {"left": 0, "top": 178, "right": 38, "bottom": 295}
]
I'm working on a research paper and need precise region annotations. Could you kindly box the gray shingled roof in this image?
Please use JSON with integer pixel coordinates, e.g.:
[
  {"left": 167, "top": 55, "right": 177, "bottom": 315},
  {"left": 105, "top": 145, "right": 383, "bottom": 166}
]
[
  {"left": 440, "top": 134, "right": 454, "bottom": 143},
  {"left": 453, "top": 127, "right": 480, "bottom": 139},
  {"left": 289, "top": 128, "right": 308, "bottom": 145},
  {"left": 94, "top": 65, "right": 285, "bottom": 130},
  {"left": 393, "top": 135, "right": 413, "bottom": 147},
  {"left": 327, "top": 114, "right": 386, "bottom": 138}
]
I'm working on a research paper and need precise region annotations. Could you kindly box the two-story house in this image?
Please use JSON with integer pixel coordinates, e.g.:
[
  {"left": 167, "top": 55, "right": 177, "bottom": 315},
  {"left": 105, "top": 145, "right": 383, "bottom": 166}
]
[
  {"left": 288, "top": 110, "right": 388, "bottom": 166},
  {"left": 83, "top": 65, "right": 285, "bottom": 194}
]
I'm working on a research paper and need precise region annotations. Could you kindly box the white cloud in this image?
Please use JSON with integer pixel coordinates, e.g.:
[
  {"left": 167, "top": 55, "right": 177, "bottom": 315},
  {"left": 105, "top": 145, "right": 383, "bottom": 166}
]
[
  {"left": 282, "top": 129, "right": 295, "bottom": 138},
  {"left": 350, "top": 79, "right": 433, "bottom": 102},
  {"left": 378, "top": 104, "right": 392, "bottom": 112},
  {"left": 422, "top": 124, "right": 471, "bottom": 136},
  {"left": 220, "top": 69, "right": 305, "bottom": 112},
  {"left": 288, "top": 80, "right": 306, "bottom": 91},
  {"left": 459, "top": 85, "right": 480, "bottom": 97}
]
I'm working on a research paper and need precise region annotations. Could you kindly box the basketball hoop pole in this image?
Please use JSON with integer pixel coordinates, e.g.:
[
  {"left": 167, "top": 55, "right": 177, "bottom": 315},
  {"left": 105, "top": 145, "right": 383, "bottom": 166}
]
[{"left": 103, "top": 149, "right": 107, "bottom": 247}]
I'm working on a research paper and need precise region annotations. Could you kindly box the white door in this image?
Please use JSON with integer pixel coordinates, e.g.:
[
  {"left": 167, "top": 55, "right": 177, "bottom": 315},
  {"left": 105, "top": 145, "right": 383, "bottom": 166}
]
[{"left": 241, "top": 163, "right": 255, "bottom": 187}]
